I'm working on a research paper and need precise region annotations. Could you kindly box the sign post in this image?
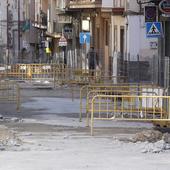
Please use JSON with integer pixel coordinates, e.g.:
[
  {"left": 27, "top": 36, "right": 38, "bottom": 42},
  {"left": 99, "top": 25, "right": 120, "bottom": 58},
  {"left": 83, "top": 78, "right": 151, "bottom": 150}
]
[
  {"left": 59, "top": 35, "right": 67, "bottom": 65},
  {"left": 59, "top": 35, "right": 67, "bottom": 47},
  {"left": 79, "top": 32, "right": 91, "bottom": 69}
]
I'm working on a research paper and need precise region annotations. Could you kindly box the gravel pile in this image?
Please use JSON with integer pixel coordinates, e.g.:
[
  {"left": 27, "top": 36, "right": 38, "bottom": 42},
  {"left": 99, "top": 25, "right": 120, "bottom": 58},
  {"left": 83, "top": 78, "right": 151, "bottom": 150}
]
[
  {"left": 132, "top": 130, "right": 170, "bottom": 153},
  {"left": 132, "top": 130, "right": 163, "bottom": 143},
  {"left": 140, "top": 140, "right": 170, "bottom": 153},
  {"left": 0, "top": 126, "right": 22, "bottom": 151}
]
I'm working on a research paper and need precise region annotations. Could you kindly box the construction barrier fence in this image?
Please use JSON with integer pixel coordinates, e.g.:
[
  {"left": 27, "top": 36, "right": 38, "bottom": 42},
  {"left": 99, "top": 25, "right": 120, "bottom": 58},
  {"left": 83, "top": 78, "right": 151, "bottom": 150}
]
[
  {"left": 79, "top": 84, "right": 164, "bottom": 122},
  {"left": 90, "top": 95, "right": 170, "bottom": 135},
  {"left": 0, "top": 80, "right": 20, "bottom": 111},
  {"left": 0, "top": 64, "right": 127, "bottom": 86},
  {"left": 0, "top": 64, "right": 56, "bottom": 81}
]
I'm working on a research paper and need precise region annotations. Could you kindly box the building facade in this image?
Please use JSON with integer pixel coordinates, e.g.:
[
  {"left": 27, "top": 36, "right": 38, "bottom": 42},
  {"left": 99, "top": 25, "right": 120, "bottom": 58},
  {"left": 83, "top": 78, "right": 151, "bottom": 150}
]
[
  {"left": 65, "top": 0, "right": 113, "bottom": 73},
  {"left": 0, "top": 0, "right": 24, "bottom": 64},
  {"left": 112, "top": 0, "right": 159, "bottom": 83},
  {"left": 0, "top": 0, "right": 165, "bottom": 86},
  {"left": 22, "top": 0, "right": 49, "bottom": 63}
]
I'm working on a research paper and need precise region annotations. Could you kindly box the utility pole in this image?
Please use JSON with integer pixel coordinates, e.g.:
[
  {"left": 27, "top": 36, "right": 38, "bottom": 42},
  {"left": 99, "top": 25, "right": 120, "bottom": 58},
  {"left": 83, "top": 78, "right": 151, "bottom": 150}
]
[
  {"left": 6, "top": 0, "right": 9, "bottom": 64},
  {"left": 18, "top": 0, "right": 21, "bottom": 63}
]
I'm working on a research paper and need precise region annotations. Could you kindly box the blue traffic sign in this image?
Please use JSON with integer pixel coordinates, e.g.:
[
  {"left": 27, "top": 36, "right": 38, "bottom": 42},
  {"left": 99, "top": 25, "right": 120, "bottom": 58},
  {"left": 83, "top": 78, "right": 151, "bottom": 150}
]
[
  {"left": 80, "top": 32, "right": 90, "bottom": 44},
  {"left": 146, "top": 22, "right": 162, "bottom": 38}
]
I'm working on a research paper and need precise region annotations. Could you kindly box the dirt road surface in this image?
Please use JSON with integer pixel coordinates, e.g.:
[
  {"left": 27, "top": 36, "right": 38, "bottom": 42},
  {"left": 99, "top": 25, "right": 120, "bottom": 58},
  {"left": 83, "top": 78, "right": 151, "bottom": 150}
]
[{"left": 0, "top": 86, "right": 170, "bottom": 170}]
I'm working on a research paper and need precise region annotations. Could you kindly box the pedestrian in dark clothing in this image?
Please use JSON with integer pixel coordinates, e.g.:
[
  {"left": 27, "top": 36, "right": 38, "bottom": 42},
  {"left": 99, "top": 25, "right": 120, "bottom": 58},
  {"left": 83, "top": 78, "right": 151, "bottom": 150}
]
[
  {"left": 87, "top": 47, "right": 98, "bottom": 70},
  {"left": 87, "top": 47, "right": 99, "bottom": 78}
]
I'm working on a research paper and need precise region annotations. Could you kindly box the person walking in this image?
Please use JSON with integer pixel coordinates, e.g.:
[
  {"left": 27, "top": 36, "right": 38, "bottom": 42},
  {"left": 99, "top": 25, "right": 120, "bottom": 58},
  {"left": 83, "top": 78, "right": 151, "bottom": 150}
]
[
  {"left": 87, "top": 47, "right": 99, "bottom": 78},
  {"left": 87, "top": 47, "right": 98, "bottom": 70}
]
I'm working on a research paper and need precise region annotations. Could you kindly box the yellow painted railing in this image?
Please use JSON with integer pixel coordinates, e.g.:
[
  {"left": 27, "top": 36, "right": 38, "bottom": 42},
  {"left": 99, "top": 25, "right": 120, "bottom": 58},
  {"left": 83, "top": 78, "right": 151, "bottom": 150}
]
[
  {"left": 85, "top": 89, "right": 160, "bottom": 127},
  {"left": 79, "top": 84, "right": 164, "bottom": 122},
  {"left": 54, "top": 67, "right": 127, "bottom": 86},
  {"left": 90, "top": 95, "right": 170, "bottom": 135},
  {"left": 0, "top": 64, "right": 127, "bottom": 86},
  {"left": 0, "top": 64, "right": 56, "bottom": 81},
  {"left": 0, "top": 80, "right": 20, "bottom": 111}
]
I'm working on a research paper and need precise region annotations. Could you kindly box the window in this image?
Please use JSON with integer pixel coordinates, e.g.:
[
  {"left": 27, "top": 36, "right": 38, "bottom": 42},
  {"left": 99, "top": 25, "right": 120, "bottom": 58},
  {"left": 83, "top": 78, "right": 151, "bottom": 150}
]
[
  {"left": 56, "top": 0, "right": 66, "bottom": 9},
  {"left": 114, "top": 25, "right": 118, "bottom": 51},
  {"left": 113, "top": 0, "right": 125, "bottom": 8},
  {"left": 53, "top": 21, "right": 56, "bottom": 33},
  {"left": 105, "top": 20, "right": 109, "bottom": 46}
]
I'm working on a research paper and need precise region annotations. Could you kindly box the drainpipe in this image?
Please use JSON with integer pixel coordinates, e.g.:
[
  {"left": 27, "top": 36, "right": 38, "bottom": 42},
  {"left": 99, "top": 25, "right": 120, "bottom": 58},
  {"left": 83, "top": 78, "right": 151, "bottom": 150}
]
[{"left": 6, "top": 0, "right": 9, "bottom": 64}]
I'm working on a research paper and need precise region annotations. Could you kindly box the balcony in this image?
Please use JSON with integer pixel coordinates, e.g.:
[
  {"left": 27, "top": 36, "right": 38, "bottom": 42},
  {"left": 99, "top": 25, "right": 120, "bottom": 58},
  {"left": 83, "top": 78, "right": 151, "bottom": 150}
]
[
  {"left": 112, "top": 0, "right": 125, "bottom": 15},
  {"left": 68, "top": 0, "right": 102, "bottom": 9},
  {"left": 112, "top": 7, "right": 125, "bottom": 15}
]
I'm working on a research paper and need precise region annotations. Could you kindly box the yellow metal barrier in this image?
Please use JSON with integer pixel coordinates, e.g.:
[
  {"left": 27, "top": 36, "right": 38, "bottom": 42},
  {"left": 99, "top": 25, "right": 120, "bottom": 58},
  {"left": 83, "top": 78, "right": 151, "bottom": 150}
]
[
  {"left": 85, "top": 89, "right": 160, "bottom": 126},
  {"left": 0, "top": 80, "right": 20, "bottom": 111},
  {"left": 0, "top": 65, "right": 7, "bottom": 80},
  {"left": 54, "top": 67, "right": 127, "bottom": 86},
  {"left": 0, "top": 64, "right": 55, "bottom": 81},
  {"left": 0, "top": 64, "right": 128, "bottom": 87},
  {"left": 90, "top": 95, "right": 170, "bottom": 135},
  {"left": 6, "top": 64, "right": 56, "bottom": 81},
  {"left": 79, "top": 84, "right": 163, "bottom": 122}
]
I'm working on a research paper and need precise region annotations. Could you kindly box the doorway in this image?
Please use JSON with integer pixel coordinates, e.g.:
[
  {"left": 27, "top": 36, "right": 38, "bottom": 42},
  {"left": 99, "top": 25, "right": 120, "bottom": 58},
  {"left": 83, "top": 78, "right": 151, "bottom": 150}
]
[{"left": 120, "top": 26, "right": 125, "bottom": 76}]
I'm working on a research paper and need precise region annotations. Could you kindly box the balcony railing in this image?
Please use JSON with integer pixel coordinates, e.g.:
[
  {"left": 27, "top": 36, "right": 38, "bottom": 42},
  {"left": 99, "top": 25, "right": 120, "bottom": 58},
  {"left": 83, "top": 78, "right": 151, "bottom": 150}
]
[{"left": 68, "top": 0, "right": 102, "bottom": 9}]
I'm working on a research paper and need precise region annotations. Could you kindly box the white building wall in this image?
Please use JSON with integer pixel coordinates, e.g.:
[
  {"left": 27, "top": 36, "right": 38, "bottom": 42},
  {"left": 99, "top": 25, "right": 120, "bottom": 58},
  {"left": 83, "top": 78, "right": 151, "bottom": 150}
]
[
  {"left": 127, "top": 15, "right": 158, "bottom": 60},
  {"left": 0, "top": 2, "right": 6, "bottom": 45},
  {"left": 111, "top": 1, "right": 158, "bottom": 80},
  {"left": 126, "top": 0, "right": 139, "bottom": 12}
]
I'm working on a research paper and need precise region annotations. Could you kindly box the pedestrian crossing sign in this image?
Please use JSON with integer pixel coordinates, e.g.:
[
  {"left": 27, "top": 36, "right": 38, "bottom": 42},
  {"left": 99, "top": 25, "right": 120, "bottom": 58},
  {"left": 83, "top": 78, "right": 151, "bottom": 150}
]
[{"left": 146, "top": 22, "right": 162, "bottom": 38}]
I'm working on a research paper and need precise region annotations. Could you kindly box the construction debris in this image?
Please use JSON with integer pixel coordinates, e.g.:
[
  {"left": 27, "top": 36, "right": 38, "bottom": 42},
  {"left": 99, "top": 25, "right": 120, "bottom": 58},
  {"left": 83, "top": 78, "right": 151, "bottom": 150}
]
[
  {"left": 141, "top": 140, "right": 170, "bottom": 153},
  {"left": 119, "top": 130, "right": 170, "bottom": 153},
  {"left": 132, "top": 130, "right": 163, "bottom": 143},
  {"left": 0, "top": 126, "right": 22, "bottom": 151},
  {"left": 162, "top": 133, "right": 170, "bottom": 144}
]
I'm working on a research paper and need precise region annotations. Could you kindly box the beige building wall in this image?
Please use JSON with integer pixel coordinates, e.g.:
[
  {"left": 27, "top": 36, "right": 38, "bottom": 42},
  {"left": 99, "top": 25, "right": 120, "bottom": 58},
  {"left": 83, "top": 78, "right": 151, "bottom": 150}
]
[
  {"left": 95, "top": 11, "right": 112, "bottom": 75},
  {"left": 111, "top": 15, "right": 126, "bottom": 53},
  {"left": 35, "top": 0, "right": 48, "bottom": 23},
  {"left": 42, "top": 0, "right": 48, "bottom": 12}
]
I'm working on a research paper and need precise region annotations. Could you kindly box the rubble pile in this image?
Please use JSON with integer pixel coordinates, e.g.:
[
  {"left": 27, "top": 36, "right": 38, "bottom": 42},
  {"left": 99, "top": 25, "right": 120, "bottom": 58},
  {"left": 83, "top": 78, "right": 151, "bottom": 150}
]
[
  {"left": 132, "top": 130, "right": 163, "bottom": 143},
  {"left": 132, "top": 130, "right": 170, "bottom": 153},
  {"left": 0, "top": 126, "right": 22, "bottom": 151},
  {"left": 141, "top": 140, "right": 170, "bottom": 153}
]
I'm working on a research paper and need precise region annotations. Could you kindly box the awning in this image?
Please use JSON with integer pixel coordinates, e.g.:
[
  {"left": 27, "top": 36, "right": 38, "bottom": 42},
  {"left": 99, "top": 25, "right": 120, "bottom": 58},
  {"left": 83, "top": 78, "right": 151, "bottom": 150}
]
[
  {"left": 32, "top": 23, "right": 47, "bottom": 30},
  {"left": 45, "top": 32, "right": 61, "bottom": 39}
]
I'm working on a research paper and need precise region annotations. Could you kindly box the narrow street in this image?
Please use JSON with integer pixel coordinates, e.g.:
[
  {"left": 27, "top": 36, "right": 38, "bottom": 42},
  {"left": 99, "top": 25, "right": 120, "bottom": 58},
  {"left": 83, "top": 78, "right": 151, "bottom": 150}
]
[
  {"left": 1, "top": 0, "right": 170, "bottom": 169},
  {"left": 0, "top": 86, "right": 170, "bottom": 170}
]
